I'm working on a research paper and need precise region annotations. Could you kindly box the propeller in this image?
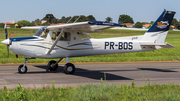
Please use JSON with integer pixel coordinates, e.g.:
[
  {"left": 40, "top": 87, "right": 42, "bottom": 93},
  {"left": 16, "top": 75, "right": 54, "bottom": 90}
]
[{"left": 4, "top": 24, "right": 9, "bottom": 57}]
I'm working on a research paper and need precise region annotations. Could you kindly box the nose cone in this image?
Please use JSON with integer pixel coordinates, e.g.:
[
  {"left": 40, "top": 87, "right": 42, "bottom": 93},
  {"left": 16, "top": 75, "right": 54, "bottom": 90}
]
[{"left": 1, "top": 39, "right": 10, "bottom": 45}]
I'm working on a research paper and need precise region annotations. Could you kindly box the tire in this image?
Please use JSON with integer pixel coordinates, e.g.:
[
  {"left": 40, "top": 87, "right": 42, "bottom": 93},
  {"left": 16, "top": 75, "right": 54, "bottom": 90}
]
[
  {"left": 48, "top": 60, "right": 58, "bottom": 71},
  {"left": 64, "top": 63, "right": 75, "bottom": 74},
  {"left": 18, "top": 65, "right": 27, "bottom": 74}
]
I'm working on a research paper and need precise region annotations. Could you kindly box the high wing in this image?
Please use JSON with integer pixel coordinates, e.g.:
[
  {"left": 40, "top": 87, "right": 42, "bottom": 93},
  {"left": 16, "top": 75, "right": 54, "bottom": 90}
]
[
  {"left": 22, "top": 21, "right": 123, "bottom": 32},
  {"left": 22, "top": 21, "right": 123, "bottom": 55}
]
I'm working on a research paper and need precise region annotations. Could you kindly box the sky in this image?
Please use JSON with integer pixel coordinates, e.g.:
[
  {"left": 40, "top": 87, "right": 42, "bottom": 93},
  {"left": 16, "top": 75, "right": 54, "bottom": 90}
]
[{"left": 1, "top": 0, "right": 180, "bottom": 23}]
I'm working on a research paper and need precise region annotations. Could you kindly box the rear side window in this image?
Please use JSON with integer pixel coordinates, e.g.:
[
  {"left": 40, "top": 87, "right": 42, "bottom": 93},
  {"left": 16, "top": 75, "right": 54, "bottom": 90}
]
[{"left": 77, "top": 32, "right": 91, "bottom": 40}]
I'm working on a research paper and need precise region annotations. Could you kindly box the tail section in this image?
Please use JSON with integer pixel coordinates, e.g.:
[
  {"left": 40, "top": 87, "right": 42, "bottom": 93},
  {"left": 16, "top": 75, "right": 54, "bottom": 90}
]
[{"left": 142, "top": 10, "right": 176, "bottom": 44}]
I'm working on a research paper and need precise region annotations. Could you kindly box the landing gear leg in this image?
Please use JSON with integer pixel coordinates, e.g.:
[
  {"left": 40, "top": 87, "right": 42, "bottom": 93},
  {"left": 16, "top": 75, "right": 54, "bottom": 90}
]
[
  {"left": 47, "top": 58, "right": 63, "bottom": 71},
  {"left": 18, "top": 58, "right": 28, "bottom": 74},
  {"left": 63, "top": 57, "right": 75, "bottom": 74}
]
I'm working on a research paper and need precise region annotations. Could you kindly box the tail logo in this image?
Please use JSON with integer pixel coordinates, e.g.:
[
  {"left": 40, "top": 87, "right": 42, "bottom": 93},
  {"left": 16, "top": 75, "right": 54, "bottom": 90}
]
[{"left": 157, "top": 21, "right": 169, "bottom": 29}]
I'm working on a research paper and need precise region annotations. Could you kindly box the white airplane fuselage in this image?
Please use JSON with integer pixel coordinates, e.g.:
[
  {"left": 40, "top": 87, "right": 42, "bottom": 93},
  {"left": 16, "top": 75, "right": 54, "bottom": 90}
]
[{"left": 9, "top": 31, "right": 156, "bottom": 59}]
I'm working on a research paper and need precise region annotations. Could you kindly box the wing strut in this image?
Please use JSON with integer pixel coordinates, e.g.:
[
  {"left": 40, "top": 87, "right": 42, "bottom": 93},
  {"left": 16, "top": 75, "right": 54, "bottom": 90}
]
[
  {"left": 46, "top": 29, "right": 63, "bottom": 55},
  {"left": 66, "top": 16, "right": 74, "bottom": 24},
  {"left": 73, "top": 15, "right": 81, "bottom": 23}
]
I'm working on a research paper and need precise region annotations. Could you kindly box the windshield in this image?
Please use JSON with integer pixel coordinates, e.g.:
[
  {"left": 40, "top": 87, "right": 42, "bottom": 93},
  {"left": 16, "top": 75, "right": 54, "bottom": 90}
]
[{"left": 33, "top": 26, "right": 48, "bottom": 37}]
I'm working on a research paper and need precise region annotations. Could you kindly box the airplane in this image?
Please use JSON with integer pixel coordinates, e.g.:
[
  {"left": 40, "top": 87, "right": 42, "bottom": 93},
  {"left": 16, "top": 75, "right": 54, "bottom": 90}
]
[{"left": 1, "top": 10, "right": 176, "bottom": 74}]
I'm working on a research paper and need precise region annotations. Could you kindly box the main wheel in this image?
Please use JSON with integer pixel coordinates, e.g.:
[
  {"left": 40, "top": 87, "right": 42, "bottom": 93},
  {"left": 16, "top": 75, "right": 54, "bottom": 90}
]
[
  {"left": 64, "top": 63, "right": 75, "bottom": 74},
  {"left": 48, "top": 60, "right": 58, "bottom": 71},
  {"left": 18, "top": 65, "right": 27, "bottom": 74}
]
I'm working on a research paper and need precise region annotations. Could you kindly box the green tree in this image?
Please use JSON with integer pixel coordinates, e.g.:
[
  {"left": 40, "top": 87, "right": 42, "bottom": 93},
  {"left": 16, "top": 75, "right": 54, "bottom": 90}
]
[
  {"left": 51, "top": 18, "right": 58, "bottom": 23},
  {"left": 87, "top": 15, "right": 96, "bottom": 21},
  {"left": 0, "top": 23, "right": 4, "bottom": 28},
  {"left": 150, "top": 21, "right": 154, "bottom": 24},
  {"left": 134, "top": 22, "right": 142, "bottom": 28},
  {"left": 175, "top": 22, "right": 180, "bottom": 29},
  {"left": 171, "top": 18, "right": 178, "bottom": 26},
  {"left": 79, "top": 15, "right": 88, "bottom": 22},
  {"left": 105, "top": 17, "right": 112, "bottom": 22},
  {"left": 71, "top": 16, "right": 83, "bottom": 22},
  {"left": 118, "top": 14, "right": 134, "bottom": 24},
  {"left": 17, "top": 20, "right": 31, "bottom": 27},
  {"left": 42, "top": 14, "right": 56, "bottom": 23},
  {"left": 31, "top": 18, "right": 41, "bottom": 26},
  {"left": 57, "top": 15, "right": 96, "bottom": 23},
  {"left": 141, "top": 22, "right": 145, "bottom": 26},
  {"left": 10, "top": 24, "right": 15, "bottom": 28},
  {"left": 32, "top": 19, "right": 41, "bottom": 24},
  {"left": 59, "top": 16, "right": 67, "bottom": 23}
]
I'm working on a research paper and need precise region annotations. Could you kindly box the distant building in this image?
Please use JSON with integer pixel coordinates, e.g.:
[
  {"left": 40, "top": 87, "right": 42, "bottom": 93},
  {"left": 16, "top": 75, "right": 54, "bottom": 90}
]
[
  {"left": 121, "top": 23, "right": 134, "bottom": 28},
  {"left": 4, "top": 22, "right": 13, "bottom": 28},
  {"left": 170, "top": 25, "right": 175, "bottom": 29},
  {"left": 4, "top": 22, "right": 13, "bottom": 24},
  {"left": 41, "top": 20, "right": 47, "bottom": 24},
  {"left": 4, "top": 20, "right": 18, "bottom": 28},
  {"left": 10, "top": 20, "right": 15, "bottom": 24},
  {"left": 15, "top": 24, "right": 18, "bottom": 28},
  {"left": 142, "top": 24, "right": 152, "bottom": 29}
]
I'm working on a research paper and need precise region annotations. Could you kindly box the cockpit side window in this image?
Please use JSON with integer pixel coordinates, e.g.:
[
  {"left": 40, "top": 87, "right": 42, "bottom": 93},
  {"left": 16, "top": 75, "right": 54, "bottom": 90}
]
[
  {"left": 52, "top": 32, "right": 57, "bottom": 40},
  {"left": 52, "top": 32, "right": 71, "bottom": 41},
  {"left": 60, "top": 32, "right": 70, "bottom": 41}
]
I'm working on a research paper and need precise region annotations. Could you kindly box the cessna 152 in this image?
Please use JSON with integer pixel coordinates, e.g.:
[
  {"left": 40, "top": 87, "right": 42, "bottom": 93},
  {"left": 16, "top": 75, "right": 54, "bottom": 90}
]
[{"left": 1, "top": 10, "right": 176, "bottom": 74}]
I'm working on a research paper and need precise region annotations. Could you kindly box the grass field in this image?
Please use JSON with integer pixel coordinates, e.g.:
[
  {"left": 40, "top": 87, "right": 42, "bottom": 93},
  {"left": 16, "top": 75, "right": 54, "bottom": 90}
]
[
  {"left": 1, "top": 81, "right": 180, "bottom": 101},
  {"left": 0, "top": 29, "right": 180, "bottom": 100},
  {"left": 0, "top": 28, "right": 180, "bottom": 63}
]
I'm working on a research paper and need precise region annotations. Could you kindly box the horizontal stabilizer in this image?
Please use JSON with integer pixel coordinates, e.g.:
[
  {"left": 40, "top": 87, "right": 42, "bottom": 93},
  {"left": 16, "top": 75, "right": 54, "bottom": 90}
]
[
  {"left": 139, "top": 42, "right": 175, "bottom": 48},
  {"left": 159, "top": 43, "right": 175, "bottom": 48}
]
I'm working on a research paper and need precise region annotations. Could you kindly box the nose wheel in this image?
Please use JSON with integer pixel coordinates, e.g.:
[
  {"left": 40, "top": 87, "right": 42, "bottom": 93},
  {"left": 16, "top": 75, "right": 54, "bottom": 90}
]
[
  {"left": 18, "top": 58, "right": 28, "bottom": 74},
  {"left": 18, "top": 65, "right": 27, "bottom": 73}
]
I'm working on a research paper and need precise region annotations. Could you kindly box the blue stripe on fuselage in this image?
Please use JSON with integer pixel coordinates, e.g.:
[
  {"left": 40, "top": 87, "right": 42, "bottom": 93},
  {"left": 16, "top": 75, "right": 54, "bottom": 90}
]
[{"left": 10, "top": 37, "right": 40, "bottom": 42}]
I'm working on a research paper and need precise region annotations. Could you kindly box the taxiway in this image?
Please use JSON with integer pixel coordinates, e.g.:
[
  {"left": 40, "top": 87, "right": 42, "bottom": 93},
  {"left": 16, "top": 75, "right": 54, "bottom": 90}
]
[{"left": 0, "top": 62, "right": 180, "bottom": 89}]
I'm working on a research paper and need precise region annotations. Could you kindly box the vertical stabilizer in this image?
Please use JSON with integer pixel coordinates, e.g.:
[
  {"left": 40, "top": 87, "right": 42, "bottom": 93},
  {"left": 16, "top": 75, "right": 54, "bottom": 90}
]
[{"left": 142, "top": 10, "right": 176, "bottom": 44}]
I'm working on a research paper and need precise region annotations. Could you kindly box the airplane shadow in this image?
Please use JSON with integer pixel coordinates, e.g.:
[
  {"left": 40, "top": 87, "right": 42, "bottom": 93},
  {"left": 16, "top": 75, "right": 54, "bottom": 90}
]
[
  {"left": 27, "top": 65, "right": 133, "bottom": 81},
  {"left": 138, "top": 68, "right": 177, "bottom": 72},
  {"left": 73, "top": 68, "right": 132, "bottom": 80}
]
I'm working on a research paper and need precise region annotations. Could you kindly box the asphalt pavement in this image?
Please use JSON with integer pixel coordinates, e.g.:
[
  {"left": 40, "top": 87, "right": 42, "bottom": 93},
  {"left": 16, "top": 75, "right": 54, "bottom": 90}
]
[{"left": 0, "top": 62, "right": 180, "bottom": 89}]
